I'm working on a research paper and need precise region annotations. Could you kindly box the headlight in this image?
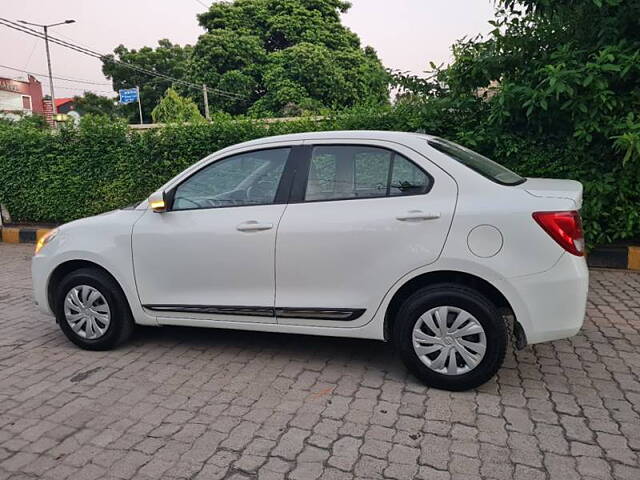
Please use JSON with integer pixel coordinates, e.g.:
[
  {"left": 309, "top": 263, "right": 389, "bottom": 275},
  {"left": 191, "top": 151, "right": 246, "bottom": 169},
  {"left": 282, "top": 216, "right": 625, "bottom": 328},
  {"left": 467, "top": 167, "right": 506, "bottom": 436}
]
[{"left": 35, "top": 228, "right": 58, "bottom": 254}]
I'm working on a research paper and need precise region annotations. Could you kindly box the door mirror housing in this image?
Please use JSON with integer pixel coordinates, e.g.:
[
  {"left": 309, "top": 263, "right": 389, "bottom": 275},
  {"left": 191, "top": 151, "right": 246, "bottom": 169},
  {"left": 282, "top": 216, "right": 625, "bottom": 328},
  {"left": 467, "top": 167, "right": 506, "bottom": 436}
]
[{"left": 148, "top": 191, "right": 168, "bottom": 213}]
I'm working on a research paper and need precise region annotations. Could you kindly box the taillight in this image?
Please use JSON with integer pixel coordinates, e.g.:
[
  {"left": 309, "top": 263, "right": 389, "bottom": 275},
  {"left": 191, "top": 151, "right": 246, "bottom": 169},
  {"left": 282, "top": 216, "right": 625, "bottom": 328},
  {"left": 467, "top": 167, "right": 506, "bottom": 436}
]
[{"left": 532, "top": 211, "right": 585, "bottom": 256}]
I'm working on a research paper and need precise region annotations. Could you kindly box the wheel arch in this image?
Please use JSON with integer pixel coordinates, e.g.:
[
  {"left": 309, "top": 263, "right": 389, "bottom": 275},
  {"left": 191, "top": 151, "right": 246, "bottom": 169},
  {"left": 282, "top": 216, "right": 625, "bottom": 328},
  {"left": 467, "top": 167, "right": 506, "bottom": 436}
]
[
  {"left": 47, "top": 259, "right": 125, "bottom": 314},
  {"left": 383, "top": 270, "right": 520, "bottom": 343}
]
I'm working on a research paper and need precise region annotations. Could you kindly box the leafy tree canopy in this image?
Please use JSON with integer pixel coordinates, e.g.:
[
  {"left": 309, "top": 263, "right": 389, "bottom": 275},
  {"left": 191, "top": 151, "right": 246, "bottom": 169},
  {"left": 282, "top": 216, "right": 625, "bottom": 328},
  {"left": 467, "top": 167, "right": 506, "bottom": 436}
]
[
  {"left": 392, "top": 0, "right": 640, "bottom": 243},
  {"left": 72, "top": 92, "right": 121, "bottom": 119},
  {"left": 102, "top": 40, "right": 193, "bottom": 122},
  {"left": 421, "top": 0, "right": 640, "bottom": 158},
  {"left": 151, "top": 88, "right": 205, "bottom": 124},
  {"left": 191, "top": 0, "right": 388, "bottom": 115},
  {"left": 102, "top": 0, "right": 389, "bottom": 117}
]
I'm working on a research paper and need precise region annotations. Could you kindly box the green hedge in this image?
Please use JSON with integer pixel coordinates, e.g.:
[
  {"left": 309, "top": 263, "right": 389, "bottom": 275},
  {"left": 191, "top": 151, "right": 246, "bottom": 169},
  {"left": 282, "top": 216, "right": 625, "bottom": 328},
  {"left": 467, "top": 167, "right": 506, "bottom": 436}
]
[{"left": 1, "top": 109, "right": 639, "bottom": 247}]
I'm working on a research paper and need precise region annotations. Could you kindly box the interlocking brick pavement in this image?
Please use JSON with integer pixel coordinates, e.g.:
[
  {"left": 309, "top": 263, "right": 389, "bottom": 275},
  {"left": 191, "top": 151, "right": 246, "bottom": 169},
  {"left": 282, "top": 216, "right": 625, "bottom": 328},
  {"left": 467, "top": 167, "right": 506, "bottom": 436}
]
[{"left": 0, "top": 242, "right": 639, "bottom": 479}]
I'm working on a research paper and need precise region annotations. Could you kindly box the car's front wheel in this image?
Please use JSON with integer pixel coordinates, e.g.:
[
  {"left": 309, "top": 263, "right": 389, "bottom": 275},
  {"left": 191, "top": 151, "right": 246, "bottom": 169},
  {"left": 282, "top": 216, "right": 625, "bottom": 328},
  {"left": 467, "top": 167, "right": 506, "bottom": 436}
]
[
  {"left": 393, "top": 284, "right": 507, "bottom": 391},
  {"left": 55, "top": 268, "right": 134, "bottom": 350}
]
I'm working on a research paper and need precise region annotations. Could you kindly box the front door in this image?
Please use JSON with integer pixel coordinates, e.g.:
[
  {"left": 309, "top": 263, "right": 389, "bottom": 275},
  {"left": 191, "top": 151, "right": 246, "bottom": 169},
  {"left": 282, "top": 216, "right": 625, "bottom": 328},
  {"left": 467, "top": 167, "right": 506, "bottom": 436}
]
[
  {"left": 275, "top": 141, "right": 457, "bottom": 327},
  {"left": 132, "top": 146, "right": 293, "bottom": 322}
]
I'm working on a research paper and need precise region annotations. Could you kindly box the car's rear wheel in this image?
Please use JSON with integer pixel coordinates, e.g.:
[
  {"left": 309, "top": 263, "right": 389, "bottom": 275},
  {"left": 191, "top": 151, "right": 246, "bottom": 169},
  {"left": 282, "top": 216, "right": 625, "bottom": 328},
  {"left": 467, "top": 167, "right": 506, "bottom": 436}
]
[
  {"left": 393, "top": 283, "right": 507, "bottom": 391},
  {"left": 55, "top": 268, "right": 134, "bottom": 350}
]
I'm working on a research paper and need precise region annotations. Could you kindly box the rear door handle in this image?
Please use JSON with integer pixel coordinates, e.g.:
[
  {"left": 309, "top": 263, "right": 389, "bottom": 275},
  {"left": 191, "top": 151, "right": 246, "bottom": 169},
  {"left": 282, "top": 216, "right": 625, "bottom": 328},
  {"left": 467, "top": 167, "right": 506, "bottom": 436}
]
[
  {"left": 237, "top": 221, "right": 273, "bottom": 232},
  {"left": 396, "top": 210, "right": 441, "bottom": 222}
]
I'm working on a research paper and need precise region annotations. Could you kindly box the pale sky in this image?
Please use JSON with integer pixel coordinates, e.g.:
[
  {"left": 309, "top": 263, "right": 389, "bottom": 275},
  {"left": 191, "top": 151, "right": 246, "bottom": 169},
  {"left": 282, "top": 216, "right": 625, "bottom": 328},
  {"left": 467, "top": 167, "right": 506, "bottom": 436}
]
[{"left": 0, "top": 0, "right": 495, "bottom": 98}]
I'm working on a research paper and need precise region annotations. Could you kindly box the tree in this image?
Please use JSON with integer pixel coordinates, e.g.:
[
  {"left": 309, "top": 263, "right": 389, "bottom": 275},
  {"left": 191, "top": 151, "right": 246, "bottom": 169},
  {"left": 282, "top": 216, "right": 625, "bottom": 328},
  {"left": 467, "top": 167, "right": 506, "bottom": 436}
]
[
  {"left": 431, "top": 0, "right": 640, "bottom": 149},
  {"left": 102, "top": 0, "right": 389, "bottom": 117},
  {"left": 186, "top": 28, "right": 266, "bottom": 114},
  {"left": 247, "top": 42, "right": 389, "bottom": 116},
  {"left": 151, "top": 88, "right": 205, "bottom": 124},
  {"left": 190, "top": 0, "right": 389, "bottom": 116},
  {"left": 102, "top": 40, "right": 193, "bottom": 122},
  {"left": 73, "top": 92, "right": 121, "bottom": 118},
  {"left": 394, "top": 0, "right": 640, "bottom": 244}
]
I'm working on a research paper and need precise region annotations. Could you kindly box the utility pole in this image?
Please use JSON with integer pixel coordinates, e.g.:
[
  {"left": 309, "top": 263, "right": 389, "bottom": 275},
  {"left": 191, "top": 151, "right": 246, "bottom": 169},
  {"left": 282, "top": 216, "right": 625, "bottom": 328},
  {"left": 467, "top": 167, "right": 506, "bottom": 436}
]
[
  {"left": 43, "top": 25, "right": 56, "bottom": 114},
  {"left": 202, "top": 84, "right": 210, "bottom": 120},
  {"left": 18, "top": 19, "right": 76, "bottom": 116}
]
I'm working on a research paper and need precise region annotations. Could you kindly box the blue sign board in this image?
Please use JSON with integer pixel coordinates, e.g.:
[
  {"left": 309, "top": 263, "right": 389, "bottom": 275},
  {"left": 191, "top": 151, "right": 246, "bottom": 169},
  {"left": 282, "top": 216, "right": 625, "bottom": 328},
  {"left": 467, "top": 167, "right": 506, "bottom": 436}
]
[{"left": 119, "top": 88, "right": 139, "bottom": 104}]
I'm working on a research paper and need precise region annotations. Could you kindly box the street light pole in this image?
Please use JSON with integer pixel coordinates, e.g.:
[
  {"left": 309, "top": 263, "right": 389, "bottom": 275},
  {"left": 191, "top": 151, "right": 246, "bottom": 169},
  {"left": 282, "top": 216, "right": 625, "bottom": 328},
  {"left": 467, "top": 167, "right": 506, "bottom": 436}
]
[
  {"left": 18, "top": 19, "right": 76, "bottom": 116},
  {"left": 43, "top": 25, "right": 56, "bottom": 114}
]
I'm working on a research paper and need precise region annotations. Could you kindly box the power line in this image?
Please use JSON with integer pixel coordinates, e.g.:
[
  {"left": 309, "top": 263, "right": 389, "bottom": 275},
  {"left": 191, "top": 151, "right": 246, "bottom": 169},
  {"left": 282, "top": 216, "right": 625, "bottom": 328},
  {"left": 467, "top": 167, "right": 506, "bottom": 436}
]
[
  {"left": 53, "top": 30, "right": 111, "bottom": 58},
  {"left": 0, "top": 19, "right": 102, "bottom": 59},
  {"left": 5, "top": 17, "right": 244, "bottom": 99},
  {"left": 194, "top": 0, "right": 211, "bottom": 9},
  {"left": 54, "top": 85, "right": 118, "bottom": 96},
  {"left": 0, "top": 17, "right": 244, "bottom": 100},
  {"left": 0, "top": 63, "right": 113, "bottom": 86},
  {"left": 22, "top": 38, "right": 38, "bottom": 70}
]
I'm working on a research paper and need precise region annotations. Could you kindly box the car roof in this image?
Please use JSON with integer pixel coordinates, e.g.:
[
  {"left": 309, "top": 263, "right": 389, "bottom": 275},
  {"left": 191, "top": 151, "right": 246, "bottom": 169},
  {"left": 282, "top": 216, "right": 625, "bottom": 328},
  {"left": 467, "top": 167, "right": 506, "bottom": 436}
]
[{"left": 224, "top": 130, "right": 435, "bottom": 150}]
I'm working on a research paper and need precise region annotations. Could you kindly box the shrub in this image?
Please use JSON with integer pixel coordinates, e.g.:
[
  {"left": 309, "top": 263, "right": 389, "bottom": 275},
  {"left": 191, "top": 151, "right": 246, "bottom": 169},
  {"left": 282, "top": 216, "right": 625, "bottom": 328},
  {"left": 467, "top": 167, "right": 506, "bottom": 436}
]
[
  {"left": 151, "top": 88, "right": 205, "bottom": 124},
  {"left": 1, "top": 109, "right": 638, "bottom": 247}
]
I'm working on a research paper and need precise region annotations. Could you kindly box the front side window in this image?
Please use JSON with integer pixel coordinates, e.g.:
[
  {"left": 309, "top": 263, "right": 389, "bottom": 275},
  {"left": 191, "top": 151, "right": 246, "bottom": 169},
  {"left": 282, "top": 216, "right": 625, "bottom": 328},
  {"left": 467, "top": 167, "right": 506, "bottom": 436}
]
[
  {"left": 305, "top": 146, "right": 431, "bottom": 202},
  {"left": 428, "top": 137, "right": 525, "bottom": 186},
  {"left": 172, "top": 148, "right": 290, "bottom": 210}
]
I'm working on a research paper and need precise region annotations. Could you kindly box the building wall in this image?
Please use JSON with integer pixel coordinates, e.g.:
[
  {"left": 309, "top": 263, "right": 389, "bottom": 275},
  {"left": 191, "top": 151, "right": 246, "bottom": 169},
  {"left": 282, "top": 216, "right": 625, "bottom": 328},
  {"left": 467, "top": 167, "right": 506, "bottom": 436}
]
[
  {"left": 0, "top": 90, "right": 25, "bottom": 112},
  {"left": 0, "top": 75, "right": 44, "bottom": 115},
  {"left": 28, "top": 76, "right": 44, "bottom": 115}
]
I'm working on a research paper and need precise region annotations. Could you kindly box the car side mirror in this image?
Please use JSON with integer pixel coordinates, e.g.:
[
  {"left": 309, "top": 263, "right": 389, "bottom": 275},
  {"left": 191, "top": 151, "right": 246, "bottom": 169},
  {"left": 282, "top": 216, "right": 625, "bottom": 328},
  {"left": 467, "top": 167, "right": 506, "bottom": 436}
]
[{"left": 148, "top": 191, "right": 168, "bottom": 213}]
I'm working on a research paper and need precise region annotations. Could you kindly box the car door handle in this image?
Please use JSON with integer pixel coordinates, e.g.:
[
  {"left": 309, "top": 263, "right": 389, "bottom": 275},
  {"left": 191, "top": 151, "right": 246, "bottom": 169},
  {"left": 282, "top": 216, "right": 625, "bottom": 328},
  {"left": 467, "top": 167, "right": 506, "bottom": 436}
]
[
  {"left": 396, "top": 210, "right": 441, "bottom": 222},
  {"left": 236, "top": 221, "right": 274, "bottom": 232}
]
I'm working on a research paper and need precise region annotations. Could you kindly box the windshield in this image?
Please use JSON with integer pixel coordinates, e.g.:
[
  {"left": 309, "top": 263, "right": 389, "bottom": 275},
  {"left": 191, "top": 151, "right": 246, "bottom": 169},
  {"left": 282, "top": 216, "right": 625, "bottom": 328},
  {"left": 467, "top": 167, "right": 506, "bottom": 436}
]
[{"left": 428, "top": 137, "right": 526, "bottom": 186}]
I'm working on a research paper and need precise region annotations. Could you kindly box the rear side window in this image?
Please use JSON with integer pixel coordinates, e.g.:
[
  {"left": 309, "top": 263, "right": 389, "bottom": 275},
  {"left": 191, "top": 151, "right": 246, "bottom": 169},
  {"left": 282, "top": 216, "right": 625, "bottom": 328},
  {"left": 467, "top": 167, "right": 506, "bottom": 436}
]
[
  {"left": 304, "top": 146, "right": 431, "bottom": 202},
  {"left": 428, "top": 137, "right": 525, "bottom": 186},
  {"left": 390, "top": 155, "right": 430, "bottom": 196}
]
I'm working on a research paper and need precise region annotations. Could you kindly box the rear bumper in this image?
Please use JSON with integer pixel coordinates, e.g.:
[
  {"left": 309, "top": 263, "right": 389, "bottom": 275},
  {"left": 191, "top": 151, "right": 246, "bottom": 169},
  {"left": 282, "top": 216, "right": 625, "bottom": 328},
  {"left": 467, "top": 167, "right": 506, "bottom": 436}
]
[{"left": 499, "top": 253, "right": 588, "bottom": 345}]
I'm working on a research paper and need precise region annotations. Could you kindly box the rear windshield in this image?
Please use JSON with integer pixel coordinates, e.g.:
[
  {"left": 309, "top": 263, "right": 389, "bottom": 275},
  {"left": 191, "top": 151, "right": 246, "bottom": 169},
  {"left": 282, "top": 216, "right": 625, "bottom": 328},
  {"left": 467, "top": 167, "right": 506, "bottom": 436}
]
[{"left": 428, "top": 137, "right": 526, "bottom": 186}]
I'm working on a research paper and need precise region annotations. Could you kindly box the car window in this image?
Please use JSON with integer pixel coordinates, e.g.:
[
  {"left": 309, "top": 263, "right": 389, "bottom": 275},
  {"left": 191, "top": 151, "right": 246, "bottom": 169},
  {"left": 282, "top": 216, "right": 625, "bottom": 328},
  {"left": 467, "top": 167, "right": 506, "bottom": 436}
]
[
  {"left": 390, "top": 155, "right": 431, "bottom": 196},
  {"left": 305, "top": 146, "right": 431, "bottom": 202},
  {"left": 354, "top": 150, "right": 391, "bottom": 197},
  {"left": 428, "top": 137, "right": 525, "bottom": 185},
  {"left": 172, "top": 148, "right": 290, "bottom": 210}
]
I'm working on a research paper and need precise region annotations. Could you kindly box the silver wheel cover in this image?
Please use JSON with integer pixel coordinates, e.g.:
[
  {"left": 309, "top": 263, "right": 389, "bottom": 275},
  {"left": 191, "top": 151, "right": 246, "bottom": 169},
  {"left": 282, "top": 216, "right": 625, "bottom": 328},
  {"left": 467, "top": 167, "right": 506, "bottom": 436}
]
[
  {"left": 63, "top": 285, "right": 111, "bottom": 340},
  {"left": 412, "top": 306, "right": 487, "bottom": 376}
]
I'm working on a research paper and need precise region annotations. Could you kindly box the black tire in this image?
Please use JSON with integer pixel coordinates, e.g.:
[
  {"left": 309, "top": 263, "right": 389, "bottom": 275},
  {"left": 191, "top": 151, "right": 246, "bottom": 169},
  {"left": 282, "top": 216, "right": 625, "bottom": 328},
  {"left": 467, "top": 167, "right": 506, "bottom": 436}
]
[
  {"left": 393, "top": 283, "right": 507, "bottom": 391},
  {"left": 55, "top": 268, "right": 134, "bottom": 350}
]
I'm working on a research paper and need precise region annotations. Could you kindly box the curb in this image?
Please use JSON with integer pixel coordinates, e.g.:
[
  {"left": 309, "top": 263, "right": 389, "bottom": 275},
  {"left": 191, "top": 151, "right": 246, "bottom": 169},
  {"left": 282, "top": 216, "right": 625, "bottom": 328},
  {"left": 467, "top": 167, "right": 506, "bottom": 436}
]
[
  {"left": 0, "top": 226, "right": 52, "bottom": 244},
  {"left": 1, "top": 225, "right": 639, "bottom": 271},
  {"left": 587, "top": 245, "right": 640, "bottom": 271}
]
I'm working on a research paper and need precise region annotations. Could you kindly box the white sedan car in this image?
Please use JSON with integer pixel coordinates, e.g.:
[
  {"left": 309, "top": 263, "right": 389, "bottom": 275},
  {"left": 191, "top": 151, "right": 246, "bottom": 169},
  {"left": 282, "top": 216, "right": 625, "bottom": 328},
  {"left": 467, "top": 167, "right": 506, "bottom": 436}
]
[{"left": 32, "top": 131, "right": 588, "bottom": 390}]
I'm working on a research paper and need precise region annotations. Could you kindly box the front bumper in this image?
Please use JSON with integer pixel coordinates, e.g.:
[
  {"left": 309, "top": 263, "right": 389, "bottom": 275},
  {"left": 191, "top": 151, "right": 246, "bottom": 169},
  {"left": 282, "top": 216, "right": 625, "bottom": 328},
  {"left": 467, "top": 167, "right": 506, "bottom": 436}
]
[
  {"left": 32, "top": 253, "right": 55, "bottom": 316},
  {"left": 498, "top": 253, "right": 589, "bottom": 345}
]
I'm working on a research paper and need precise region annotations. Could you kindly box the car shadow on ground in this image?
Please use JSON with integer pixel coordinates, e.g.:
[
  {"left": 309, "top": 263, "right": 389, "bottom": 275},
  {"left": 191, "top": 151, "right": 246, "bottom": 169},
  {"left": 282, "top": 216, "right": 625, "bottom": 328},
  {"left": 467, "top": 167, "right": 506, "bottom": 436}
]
[{"left": 131, "top": 323, "right": 415, "bottom": 384}]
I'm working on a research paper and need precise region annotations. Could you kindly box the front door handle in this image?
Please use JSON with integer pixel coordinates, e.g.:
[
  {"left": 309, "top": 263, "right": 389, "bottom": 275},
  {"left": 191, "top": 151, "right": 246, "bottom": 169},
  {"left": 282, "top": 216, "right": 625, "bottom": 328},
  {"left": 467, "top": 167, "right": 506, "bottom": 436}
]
[
  {"left": 396, "top": 210, "right": 441, "bottom": 222},
  {"left": 236, "top": 221, "right": 274, "bottom": 232}
]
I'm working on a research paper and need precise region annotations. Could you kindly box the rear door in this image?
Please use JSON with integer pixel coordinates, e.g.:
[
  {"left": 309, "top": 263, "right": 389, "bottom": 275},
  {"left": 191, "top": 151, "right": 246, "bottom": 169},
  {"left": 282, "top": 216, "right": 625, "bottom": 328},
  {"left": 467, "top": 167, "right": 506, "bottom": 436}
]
[{"left": 274, "top": 140, "right": 458, "bottom": 327}]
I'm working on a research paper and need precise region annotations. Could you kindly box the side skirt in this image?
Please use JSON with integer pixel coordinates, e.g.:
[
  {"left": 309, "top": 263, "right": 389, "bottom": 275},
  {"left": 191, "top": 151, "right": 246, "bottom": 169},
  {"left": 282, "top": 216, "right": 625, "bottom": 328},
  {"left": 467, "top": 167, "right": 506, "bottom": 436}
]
[
  {"left": 143, "top": 305, "right": 365, "bottom": 322},
  {"left": 152, "top": 315, "right": 386, "bottom": 341}
]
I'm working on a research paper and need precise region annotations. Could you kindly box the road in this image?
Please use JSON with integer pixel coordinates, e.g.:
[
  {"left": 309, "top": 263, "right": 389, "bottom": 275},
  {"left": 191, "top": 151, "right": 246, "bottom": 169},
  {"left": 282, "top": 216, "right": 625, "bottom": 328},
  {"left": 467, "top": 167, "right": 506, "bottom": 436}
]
[{"left": 0, "top": 243, "right": 639, "bottom": 479}]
